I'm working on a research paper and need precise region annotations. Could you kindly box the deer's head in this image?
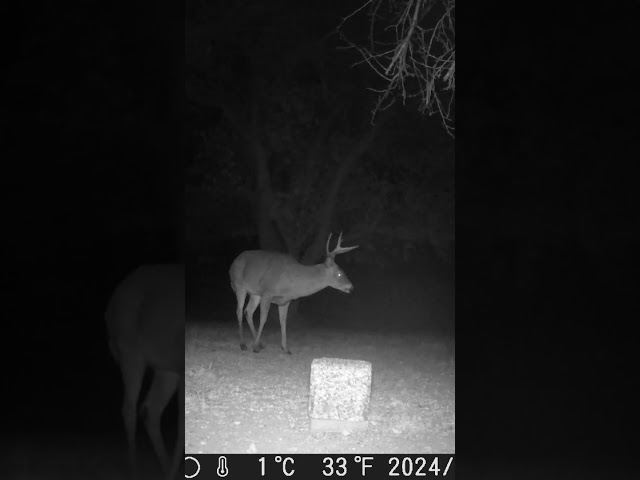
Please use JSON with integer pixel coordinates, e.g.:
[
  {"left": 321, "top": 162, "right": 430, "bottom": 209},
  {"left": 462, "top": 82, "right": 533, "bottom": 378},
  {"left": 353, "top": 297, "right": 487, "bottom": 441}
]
[
  {"left": 323, "top": 256, "right": 354, "bottom": 293},
  {"left": 324, "top": 232, "right": 359, "bottom": 293}
]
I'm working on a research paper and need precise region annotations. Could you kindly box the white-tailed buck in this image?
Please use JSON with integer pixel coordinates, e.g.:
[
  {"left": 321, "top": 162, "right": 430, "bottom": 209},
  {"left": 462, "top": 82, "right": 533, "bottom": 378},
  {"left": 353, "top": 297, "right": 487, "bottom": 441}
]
[
  {"left": 105, "top": 264, "right": 184, "bottom": 480},
  {"left": 230, "top": 232, "right": 358, "bottom": 354}
]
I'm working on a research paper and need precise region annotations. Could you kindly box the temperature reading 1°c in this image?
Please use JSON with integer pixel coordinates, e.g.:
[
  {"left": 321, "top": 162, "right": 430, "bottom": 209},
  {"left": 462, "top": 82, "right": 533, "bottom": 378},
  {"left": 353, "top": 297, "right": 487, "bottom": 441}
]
[{"left": 259, "top": 456, "right": 295, "bottom": 477}]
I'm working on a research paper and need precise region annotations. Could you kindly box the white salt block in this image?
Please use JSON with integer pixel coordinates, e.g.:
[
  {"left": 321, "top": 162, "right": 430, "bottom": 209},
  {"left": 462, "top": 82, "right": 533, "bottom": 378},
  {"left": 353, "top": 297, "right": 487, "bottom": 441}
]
[{"left": 308, "top": 357, "right": 372, "bottom": 432}]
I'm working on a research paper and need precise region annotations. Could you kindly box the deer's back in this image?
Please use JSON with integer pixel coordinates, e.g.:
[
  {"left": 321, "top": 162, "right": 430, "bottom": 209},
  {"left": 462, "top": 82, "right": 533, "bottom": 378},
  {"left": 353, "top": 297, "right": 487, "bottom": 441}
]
[{"left": 230, "top": 250, "right": 300, "bottom": 296}]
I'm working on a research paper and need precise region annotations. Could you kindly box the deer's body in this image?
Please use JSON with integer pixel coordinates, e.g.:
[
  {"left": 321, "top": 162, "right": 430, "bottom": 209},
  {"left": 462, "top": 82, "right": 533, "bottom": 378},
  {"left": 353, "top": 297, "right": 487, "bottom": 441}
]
[
  {"left": 105, "top": 264, "right": 184, "bottom": 480},
  {"left": 230, "top": 233, "right": 358, "bottom": 354},
  {"left": 231, "top": 251, "right": 334, "bottom": 305}
]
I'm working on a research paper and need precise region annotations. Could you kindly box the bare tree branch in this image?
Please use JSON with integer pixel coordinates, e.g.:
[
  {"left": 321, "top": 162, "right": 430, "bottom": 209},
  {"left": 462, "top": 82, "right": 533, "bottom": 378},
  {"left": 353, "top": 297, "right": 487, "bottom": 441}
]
[{"left": 339, "top": 0, "right": 455, "bottom": 136}]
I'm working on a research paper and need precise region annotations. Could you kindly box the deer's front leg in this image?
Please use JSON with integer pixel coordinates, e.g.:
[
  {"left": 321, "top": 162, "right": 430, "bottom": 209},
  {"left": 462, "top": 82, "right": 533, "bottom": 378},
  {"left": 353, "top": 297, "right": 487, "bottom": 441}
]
[{"left": 278, "top": 303, "right": 291, "bottom": 354}]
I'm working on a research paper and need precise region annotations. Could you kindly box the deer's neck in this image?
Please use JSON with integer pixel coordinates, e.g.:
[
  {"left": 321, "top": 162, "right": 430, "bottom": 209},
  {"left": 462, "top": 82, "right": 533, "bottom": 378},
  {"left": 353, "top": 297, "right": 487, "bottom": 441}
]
[{"left": 290, "top": 264, "right": 329, "bottom": 298}]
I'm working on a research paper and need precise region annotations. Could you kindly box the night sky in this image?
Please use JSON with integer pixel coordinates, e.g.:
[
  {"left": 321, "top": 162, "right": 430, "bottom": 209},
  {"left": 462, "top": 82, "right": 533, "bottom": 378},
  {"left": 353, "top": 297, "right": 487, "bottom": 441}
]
[{"left": 3, "top": 0, "right": 638, "bottom": 478}]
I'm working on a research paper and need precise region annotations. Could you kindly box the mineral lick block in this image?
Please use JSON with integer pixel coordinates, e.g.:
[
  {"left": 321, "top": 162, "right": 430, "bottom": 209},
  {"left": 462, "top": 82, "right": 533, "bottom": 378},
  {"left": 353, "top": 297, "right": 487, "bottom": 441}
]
[{"left": 308, "top": 357, "right": 372, "bottom": 432}]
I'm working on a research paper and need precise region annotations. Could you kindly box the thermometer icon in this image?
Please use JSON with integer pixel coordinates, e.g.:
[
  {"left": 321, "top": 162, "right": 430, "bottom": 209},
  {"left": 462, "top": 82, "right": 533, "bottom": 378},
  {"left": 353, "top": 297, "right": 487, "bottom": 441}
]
[{"left": 217, "top": 456, "right": 229, "bottom": 477}]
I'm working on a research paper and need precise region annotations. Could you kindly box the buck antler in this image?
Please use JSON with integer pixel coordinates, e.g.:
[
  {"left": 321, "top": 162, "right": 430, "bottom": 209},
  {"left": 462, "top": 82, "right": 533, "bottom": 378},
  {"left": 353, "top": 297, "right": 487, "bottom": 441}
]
[{"left": 326, "top": 232, "right": 359, "bottom": 258}]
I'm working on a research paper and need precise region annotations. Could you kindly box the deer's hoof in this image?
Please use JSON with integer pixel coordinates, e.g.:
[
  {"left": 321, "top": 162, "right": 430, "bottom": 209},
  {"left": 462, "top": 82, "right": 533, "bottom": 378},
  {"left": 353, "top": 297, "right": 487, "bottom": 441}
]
[
  {"left": 240, "top": 344, "right": 247, "bottom": 351},
  {"left": 252, "top": 347, "right": 260, "bottom": 353}
]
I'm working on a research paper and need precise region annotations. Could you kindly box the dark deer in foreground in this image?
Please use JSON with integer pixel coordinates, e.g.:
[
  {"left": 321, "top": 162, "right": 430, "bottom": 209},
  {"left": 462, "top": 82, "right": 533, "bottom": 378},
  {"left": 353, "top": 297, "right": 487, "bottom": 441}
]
[
  {"left": 229, "top": 232, "right": 358, "bottom": 354},
  {"left": 105, "top": 264, "right": 184, "bottom": 480}
]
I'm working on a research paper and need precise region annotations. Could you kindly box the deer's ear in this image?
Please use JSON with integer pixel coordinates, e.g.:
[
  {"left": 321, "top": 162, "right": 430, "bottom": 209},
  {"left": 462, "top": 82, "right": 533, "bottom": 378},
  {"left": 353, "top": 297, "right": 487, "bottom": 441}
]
[{"left": 324, "top": 256, "right": 335, "bottom": 267}]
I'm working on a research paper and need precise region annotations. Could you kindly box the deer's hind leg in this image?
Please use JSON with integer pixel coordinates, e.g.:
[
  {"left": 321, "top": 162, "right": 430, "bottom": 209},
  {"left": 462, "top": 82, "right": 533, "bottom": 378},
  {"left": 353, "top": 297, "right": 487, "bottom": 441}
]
[
  {"left": 251, "top": 296, "right": 271, "bottom": 352},
  {"left": 244, "top": 294, "right": 262, "bottom": 351}
]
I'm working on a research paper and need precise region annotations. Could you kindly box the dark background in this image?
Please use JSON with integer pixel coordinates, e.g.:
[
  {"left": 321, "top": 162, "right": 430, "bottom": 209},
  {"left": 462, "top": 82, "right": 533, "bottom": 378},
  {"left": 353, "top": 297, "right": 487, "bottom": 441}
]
[{"left": 2, "top": 0, "right": 638, "bottom": 478}]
